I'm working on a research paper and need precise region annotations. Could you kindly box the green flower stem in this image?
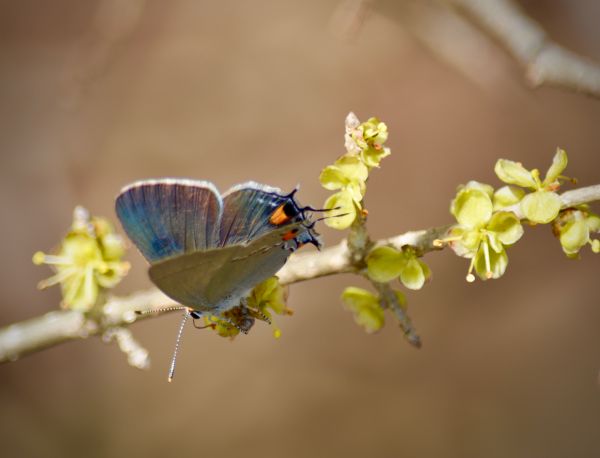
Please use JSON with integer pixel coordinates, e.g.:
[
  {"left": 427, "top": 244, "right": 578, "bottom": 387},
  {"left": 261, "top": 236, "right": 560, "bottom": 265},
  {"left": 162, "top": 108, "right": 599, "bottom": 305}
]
[
  {"left": 2, "top": 185, "right": 599, "bottom": 364},
  {"left": 372, "top": 281, "right": 422, "bottom": 348},
  {"left": 346, "top": 206, "right": 372, "bottom": 265},
  {"left": 344, "top": 200, "right": 424, "bottom": 344}
]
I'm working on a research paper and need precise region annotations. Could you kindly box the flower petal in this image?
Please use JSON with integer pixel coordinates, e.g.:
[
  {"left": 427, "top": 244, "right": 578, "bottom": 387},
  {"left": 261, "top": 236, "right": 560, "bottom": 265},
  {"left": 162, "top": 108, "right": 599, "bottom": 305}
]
[
  {"left": 399, "top": 257, "right": 426, "bottom": 290},
  {"left": 319, "top": 165, "right": 346, "bottom": 190},
  {"left": 464, "top": 181, "right": 494, "bottom": 199},
  {"left": 361, "top": 146, "right": 391, "bottom": 168},
  {"left": 586, "top": 214, "right": 600, "bottom": 233},
  {"left": 494, "top": 159, "right": 537, "bottom": 188},
  {"left": 487, "top": 232, "right": 503, "bottom": 253},
  {"left": 347, "top": 181, "right": 366, "bottom": 203},
  {"left": 474, "top": 245, "right": 508, "bottom": 280},
  {"left": 493, "top": 185, "right": 525, "bottom": 210},
  {"left": 341, "top": 287, "right": 385, "bottom": 334},
  {"left": 520, "top": 190, "right": 562, "bottom": 224},
  {"left": 488, "top": 211, "right": 524, "bottom": 246},
  {"left": 366, "top": 246, "right": 404, "bottom": 283},
  {"left": 451, "top": 188, "right": 493, "bottom": 228},
  {"left": 335, "top": 154, "right": 369, "bottom": 182},
  {"left": 544, "top": 148, "right": 568, "bottom": 186},
  {"left": 323, "top": 190, "right": 357, "bottom": 230},
  {"left": 447, "top": 226, "right": 478, "bottom": 258},
  {"left": 559, "top": 220, "right": 589, "bottom": 255}
]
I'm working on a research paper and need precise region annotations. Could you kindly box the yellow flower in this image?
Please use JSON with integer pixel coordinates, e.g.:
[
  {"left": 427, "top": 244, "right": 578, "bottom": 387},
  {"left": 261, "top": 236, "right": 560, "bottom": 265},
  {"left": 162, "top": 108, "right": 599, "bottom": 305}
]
[{"left": 33, "top": 206, "right": 130, "bottom": 311}]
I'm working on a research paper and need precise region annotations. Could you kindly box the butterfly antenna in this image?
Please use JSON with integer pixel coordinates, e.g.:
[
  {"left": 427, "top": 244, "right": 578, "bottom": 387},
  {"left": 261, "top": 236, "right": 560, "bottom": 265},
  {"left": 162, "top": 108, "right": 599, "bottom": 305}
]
[
  {"left": 311, "top": 212, "right": 350, "bottom": 224},
  {"left": 135, "top": 305, "right": 189, "bottom": 316},
  {"left": 302, "top": 205, "right": 342, "bottom": 213},
  {"left": 168, "top": 310, "right": 191, "bottom": 382}
]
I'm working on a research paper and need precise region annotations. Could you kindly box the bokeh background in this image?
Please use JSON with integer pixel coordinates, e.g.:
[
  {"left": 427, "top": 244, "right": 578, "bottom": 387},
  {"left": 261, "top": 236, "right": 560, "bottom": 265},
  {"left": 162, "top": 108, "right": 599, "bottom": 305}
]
[{"left": 1, "top": 1, "right": 599, "bottom": 457}]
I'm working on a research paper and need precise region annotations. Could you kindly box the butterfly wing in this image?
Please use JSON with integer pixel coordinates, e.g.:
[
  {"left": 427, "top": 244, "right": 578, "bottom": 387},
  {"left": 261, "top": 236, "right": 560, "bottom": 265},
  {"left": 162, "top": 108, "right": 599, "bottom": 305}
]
[
  {"left": 118, "top": 179, "right": 318, "bottom": 313},
  {"left": 149, "top": 224, "right": 298, "bottom": 312},
  {"left": 148, "top": 243, "right": 239, "bottom": 309},
  {"left": 115, "top": 179, "right": 222, "bottom": 263},
  {"left": 219, "top": 182, "right": 300, "bottom": 246}
]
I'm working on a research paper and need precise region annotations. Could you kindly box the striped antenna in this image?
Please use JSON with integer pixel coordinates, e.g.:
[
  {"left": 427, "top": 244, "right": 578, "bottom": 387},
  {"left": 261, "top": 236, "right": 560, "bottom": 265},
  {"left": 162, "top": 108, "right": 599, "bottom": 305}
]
[
  {"left": 250, "top": 308, "right": 272, "bottom": 324},
  {"left": 168, "top": 310, "right": 191, "bottom": 382},
  {"left": 135, "top": 305, "right": 189, "bottom": 316}
]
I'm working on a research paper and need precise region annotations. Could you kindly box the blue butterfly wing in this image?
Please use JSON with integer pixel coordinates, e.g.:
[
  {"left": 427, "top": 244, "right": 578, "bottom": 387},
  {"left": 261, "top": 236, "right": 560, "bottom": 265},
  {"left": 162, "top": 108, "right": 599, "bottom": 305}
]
[
  {"left": 149, "top": 225, "right": 298, "bottom": 312},
  {"left": 115, "top": 179, "right": 222, "bottom": 263},
  {"left": 219, "top": 182, "right": 299, "bottom": 246}
]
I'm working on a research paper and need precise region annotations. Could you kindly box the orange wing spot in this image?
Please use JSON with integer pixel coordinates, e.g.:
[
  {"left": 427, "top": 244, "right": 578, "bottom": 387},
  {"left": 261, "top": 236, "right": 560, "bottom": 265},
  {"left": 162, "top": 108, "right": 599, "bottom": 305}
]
[
  {"left": 270, "top": 204, "right": 291, "bottom": 226},
  {"left": 282, "top": 229, "right": 298, "bottom": 241}
]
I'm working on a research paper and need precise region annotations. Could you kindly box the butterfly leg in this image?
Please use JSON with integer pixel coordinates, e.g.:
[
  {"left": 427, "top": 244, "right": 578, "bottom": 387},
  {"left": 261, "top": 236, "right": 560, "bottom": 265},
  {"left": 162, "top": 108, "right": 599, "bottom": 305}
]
[
  {"left": 219, "top": 315, "right": 251, "bottom": 334},
  {"left": 217, "top": 304, "right": 256, "bottom": 334},
  {"left": 190, "top": 311, "right": 216, "bottom": 330},
  {"left": 238, "top": 297, "right": 272, "bottom": 325}
]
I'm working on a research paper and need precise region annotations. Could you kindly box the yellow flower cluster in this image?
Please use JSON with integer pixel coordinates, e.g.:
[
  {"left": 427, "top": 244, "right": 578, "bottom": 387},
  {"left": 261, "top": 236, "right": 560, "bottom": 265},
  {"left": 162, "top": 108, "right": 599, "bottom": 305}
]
[{"left": 33, "top": 206, "right": 130, "bottom": 311}]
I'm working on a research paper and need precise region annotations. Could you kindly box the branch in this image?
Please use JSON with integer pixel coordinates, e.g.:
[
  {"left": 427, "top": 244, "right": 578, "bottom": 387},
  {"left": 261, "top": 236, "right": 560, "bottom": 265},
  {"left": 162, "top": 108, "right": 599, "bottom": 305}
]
[
  {"left": 1, "top": 184, "right": 599, "bottom": 364},
  {"left": 447, "top": 0, "right": 600, "bottom": 97}
]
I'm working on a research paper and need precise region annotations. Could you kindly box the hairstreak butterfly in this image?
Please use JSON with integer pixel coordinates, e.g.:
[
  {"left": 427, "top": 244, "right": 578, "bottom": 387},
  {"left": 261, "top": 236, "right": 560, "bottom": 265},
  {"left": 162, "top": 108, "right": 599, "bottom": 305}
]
[{"left": 116, "top": 179, "right": 323, "bottom": 380}]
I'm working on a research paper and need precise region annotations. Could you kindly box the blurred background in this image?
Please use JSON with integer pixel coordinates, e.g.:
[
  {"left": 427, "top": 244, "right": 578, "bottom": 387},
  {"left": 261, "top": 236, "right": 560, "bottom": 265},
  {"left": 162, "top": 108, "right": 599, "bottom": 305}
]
[{"left": 1, "top": 1, "right": 599, "bottom": 457}]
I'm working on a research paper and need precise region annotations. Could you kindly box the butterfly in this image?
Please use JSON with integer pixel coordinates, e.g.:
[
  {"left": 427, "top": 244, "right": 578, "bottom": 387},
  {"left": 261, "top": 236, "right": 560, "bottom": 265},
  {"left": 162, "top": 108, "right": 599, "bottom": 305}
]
[{"left": 115, "top": 179, "right": 323, "bottom": 380}]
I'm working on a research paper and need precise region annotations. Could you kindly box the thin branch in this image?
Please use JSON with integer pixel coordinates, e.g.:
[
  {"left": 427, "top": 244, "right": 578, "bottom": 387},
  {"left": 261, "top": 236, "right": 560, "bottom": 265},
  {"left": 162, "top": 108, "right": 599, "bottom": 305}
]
[
  {"left": 1, "top": 184, "right": 599, "bottom": 364},
  {"left": 447, "top": 0, "right": 600, "bottom": 97},
  {"left": 559, "top": 185, "right": 600, "bottom": 208}
]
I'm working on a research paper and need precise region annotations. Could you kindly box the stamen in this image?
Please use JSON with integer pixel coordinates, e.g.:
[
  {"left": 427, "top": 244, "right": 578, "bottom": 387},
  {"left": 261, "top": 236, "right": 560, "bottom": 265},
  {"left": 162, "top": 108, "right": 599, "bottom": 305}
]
[
  {"left": 32, "top": 252, "right": 71, "bottom": 266},
  {"left": 433, "top": 236, "right": 461, "bottom": 248},
  {"left": 37, "top": 267, "right": 77, "bottom": 289},
  {"left": 482, "top": 241, "right": 493, "bottom": 279},
  {"left": 558, "top": 175, "right": 577, "bottom": 185},
  {"left": 466, "top": 254, "right": 476, "bottom": 283}
]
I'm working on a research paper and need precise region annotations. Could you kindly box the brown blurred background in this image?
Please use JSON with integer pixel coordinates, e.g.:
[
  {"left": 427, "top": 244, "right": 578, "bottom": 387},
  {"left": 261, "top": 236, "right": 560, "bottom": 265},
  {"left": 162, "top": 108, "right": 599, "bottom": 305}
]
[{"left": 1, "top": 1, "right": 599, "bottom": 457}]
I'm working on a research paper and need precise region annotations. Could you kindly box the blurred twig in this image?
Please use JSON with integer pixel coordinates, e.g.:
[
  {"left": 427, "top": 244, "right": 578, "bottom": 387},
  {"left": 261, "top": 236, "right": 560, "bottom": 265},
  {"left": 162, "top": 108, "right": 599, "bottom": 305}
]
[
  {"left": 1, "top": 184, "right": 599, "bottom": 364},
  {"left": 335, "top": 0, "right": 600, "bottom": 98},
  {"left": 446, "top": 0, "right": 600, "bottom": 97}
]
